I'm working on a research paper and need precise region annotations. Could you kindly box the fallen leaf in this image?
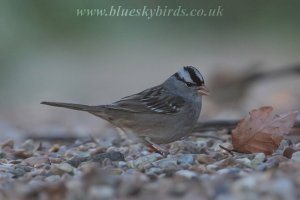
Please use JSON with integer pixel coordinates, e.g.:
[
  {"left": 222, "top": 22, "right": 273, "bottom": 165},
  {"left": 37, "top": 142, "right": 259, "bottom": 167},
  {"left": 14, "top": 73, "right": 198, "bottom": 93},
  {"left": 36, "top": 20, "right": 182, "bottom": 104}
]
[{"left": 232, "top": 106, "right": 298, "bottom": 155}]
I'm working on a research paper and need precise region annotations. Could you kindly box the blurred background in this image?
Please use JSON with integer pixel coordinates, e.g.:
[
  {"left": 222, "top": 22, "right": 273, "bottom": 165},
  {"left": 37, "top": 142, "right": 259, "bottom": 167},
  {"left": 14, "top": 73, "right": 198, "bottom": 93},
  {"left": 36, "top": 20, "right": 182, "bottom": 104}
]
[{"left": 0, "top": 0, "right": 300, "bottom": 138}]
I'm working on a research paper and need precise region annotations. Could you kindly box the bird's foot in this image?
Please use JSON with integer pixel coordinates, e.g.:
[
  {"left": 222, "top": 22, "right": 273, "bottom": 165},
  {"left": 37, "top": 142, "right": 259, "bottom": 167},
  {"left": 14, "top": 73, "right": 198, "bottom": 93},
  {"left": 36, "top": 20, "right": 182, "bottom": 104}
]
[{"left": 145, "top": 137, "right": 169, "bottom": 156}]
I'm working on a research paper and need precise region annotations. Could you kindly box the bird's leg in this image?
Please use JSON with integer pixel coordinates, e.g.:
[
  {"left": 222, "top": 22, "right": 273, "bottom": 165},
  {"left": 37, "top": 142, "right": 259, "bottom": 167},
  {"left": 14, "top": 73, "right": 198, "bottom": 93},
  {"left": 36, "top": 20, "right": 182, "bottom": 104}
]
[{"left": 144, "top": 137, "right": 169, "bottom": 156}]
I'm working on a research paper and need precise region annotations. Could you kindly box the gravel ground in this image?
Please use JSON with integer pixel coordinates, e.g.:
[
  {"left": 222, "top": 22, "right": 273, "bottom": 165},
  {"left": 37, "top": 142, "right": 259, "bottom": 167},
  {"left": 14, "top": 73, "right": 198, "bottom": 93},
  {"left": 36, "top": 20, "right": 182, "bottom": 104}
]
[{"left": 0, "top": 123, "right": 300, "bottom": 200}]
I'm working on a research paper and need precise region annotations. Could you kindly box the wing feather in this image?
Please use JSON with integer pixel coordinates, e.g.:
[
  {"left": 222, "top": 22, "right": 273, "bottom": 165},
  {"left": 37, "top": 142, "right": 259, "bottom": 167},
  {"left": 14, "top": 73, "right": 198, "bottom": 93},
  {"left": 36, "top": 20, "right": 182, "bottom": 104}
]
[{"left": 111, "top": 85, "right": 185, "bottom": 114}]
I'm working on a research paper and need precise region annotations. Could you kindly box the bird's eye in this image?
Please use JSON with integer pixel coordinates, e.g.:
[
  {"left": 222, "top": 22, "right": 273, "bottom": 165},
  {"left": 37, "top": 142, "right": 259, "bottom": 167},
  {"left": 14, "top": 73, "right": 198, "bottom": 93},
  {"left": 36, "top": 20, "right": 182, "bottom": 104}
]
[{"left": 186, "top": 82, "right": 193, "bottom": 87}]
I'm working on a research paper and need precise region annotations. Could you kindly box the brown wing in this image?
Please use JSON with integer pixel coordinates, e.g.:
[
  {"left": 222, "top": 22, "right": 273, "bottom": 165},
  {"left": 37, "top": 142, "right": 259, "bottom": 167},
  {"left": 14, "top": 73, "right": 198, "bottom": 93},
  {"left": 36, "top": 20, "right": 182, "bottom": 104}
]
[{"left": 109, "top": 85, "right": 185, "bottom": 114}]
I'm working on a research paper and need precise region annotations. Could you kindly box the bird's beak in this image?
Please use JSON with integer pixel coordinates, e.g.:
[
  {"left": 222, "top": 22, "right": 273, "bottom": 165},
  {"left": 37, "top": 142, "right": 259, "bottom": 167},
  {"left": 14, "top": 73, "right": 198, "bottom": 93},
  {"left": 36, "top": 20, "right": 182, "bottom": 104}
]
[{"left": 197, "top": 85, "right": 210, "bottom": 96}]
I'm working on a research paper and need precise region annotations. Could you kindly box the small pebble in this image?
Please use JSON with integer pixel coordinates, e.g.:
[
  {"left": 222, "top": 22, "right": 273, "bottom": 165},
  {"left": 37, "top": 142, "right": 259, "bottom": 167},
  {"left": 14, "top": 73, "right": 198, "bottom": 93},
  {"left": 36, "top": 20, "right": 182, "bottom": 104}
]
[
  {"left": 196, "top": 154, "right": 215, "bottom": 164},
  {"left": 90, "top": 147, "right": 107, "bottom": 155},
  {"left": 91, "top": 151, "right": 125, "bottom": 163},
  {"left": 23, "top": 156, "right": 50, "bottom": 167},
  {"left": 283, "top": 147, "right": 295, "bottom": 159},
  {"left": 236, "top": 158, "right": 251, "bottom": 167},
  {"left": 232, "top": 175, "right": 257, "bottom": 191},
  {"left": 266, "top": 155, "right": 289, "bottom": 167},
  {"left": 146, "top": 167, "right": 162, "bottom": 175},
  {"left": 168, "top": 181, "right": 189, "bottom": 197},
  {"left": 14, "top": 149, "right": 33, "bottom": 159},
  {"left": 178, "top": 154, "right": 194, "bottom": 165},
  {"left": 206, "top": 164, "right": 218, "bottom": 171},
  {"left": 45, "top": 175, "right": 61, "bottom": 182},
  {"left": 2, "top": 140, "right": 14, "bottom": 149},
  {"left": 49, "top": 157, "right": 63, "bottom": 164},
  {"left": 295, "top": 143, "right": 300, "bottom": 148},
  {"left": 175, "top": 170, "right": 198, "bottom": 179},
  {"left": 129, "top": 153, "right": 162, "bottom": 169},
  {"left": 51, "top": 163, "right": 74, "bottom": 176},
  {"left": 0, "top": 172, "right": 14, "bottom": 179},
  {"left": 116, "top": 161, "right": 128, "bottom": 168},
  {"left": 269, "top": 178, "right": 296, "bottom": 200},
  {"left": 21, "top": 139, "right": 35, "bottom": 150},
  {"left": 250, "top": 153, "right": 266, "bottom": 169},
  {"left": 152, "top": 157, "right": 177, "bottom": 168},
  {"left": 48, "top": 144, "right": 60, "bottom": 152},
  {"left": 254, "top": 153, "right": 266, "bottom": 162},
  {"left": 88, "top": 186, "right": 115, "bottom": 199},
  {"left": 291, "top": 151, "right": 300, "bottom": 163},
  {"left": 108, "top": 168, "right": 123, "bottom": 175},
  {"left": 0, "top": 151, "right": 6, "bottom": 159},
  {"left": 217, "top": 168, "right": 241, "bottom": 175}
]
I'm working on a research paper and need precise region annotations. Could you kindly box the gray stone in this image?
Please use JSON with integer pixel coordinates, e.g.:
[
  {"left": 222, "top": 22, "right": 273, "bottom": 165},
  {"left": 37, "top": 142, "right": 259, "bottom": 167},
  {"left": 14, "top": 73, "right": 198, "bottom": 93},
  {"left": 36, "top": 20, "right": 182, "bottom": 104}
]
[
  {"left": 152, "top": 157, "right": 177, "bottom": 168},
  {"left": 236, "top": 158, "right": 251, "bottom": 167},
  {"left": 206, "top": 164, "right": 218, "bottom": 171},
  {"left": 116, "top": 161, "right": 128, "bottom": 168},
  {"left": 250, "top": 153, "right": 266, "bottom": 169},
  {"left": 45, "top": 175, "right": 61, "bottom": 182},
  {"left": 0, "top": 172, "right": 14, "bottom": 179},
  {"left": 291, "top": 151, "right": 300, "bottom": 163},
  {"left": 253, "top": 153, "right": 266, "bottom": 162},
  {"left": 1, "top": 139, "right": 14, "bottom": 149},
  {"left": 68, "top": 151, "right": 124, "bottom": 167},
  {"left": 129, "top": 153, "right": 162, "bottom": 169},
  {"left": 168, "top": 181, "right": 189, "bottom": 197},
  {"left": 51, "top": 163, "right": 74, "bottom": 176},
  {"left": 269, "top": 178, "right": 296, "bottom": 200},
  {"left": 178, "top": 154, "right": 194, "bottom": 165},
  {"left": 23, "top": 156, "right": 50, "bottom": 167},
  {"left": 175, "top": 170, "right": 198, "bottom": 179},
  {"left": 266, "top": 155, "right": 289, "bottom": 169},
  {"left": 92, "top": 151, "right": 125, "bottom": 163},
  {"left": 217, "top": 168, "right": 241, "bottom": 175},
  {"left": 88, "top": 186, "right": 115, "bottom": 200},
  {"left": 146, "top": 167, "right": 162, "bottom": 175},
  {"left": 196, "top": 154, "right": 215, "bottom": 164},
  {"left": 9, "top": 165, "right": 31, "bottom": 178},
  {"left": 176, "top": 140, "right": 207, "bottom": 154}
]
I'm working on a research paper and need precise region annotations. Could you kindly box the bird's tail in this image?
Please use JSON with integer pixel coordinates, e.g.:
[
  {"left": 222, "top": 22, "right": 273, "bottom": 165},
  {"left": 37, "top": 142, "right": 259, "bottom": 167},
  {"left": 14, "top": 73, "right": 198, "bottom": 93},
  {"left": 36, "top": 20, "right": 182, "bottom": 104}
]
[{"left": 41, "top": 101, "right": 94, "bottom": 111}]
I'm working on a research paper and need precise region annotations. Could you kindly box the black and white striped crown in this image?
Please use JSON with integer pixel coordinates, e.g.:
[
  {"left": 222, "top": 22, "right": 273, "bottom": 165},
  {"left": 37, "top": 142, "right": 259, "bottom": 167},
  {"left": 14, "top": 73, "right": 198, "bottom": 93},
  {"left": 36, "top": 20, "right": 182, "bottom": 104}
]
[{"left": 174, "top": 66, "right": 204, "bottom": 86}]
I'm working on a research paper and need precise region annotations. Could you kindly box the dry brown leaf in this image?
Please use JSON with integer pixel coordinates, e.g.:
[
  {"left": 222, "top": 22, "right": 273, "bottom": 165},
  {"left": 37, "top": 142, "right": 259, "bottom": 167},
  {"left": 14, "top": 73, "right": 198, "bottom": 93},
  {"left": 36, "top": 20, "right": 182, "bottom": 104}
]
[{"left": 232, "top": 106, "right": 298, "bottom": 155}]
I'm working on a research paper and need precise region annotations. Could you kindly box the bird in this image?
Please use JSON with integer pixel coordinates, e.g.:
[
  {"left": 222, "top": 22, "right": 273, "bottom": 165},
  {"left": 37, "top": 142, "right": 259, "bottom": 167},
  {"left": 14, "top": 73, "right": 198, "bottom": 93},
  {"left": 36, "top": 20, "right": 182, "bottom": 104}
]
[{"left": 41, "top": 66, "right": 209, "bottom": 153}]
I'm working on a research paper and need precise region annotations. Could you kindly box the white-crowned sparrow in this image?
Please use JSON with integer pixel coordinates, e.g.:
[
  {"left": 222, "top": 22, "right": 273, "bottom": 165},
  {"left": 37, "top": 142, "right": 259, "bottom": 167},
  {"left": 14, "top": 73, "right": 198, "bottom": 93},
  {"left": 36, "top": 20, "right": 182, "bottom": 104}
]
[{"left": 41, "top": 66, "right": 209, "bottom": 151}]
